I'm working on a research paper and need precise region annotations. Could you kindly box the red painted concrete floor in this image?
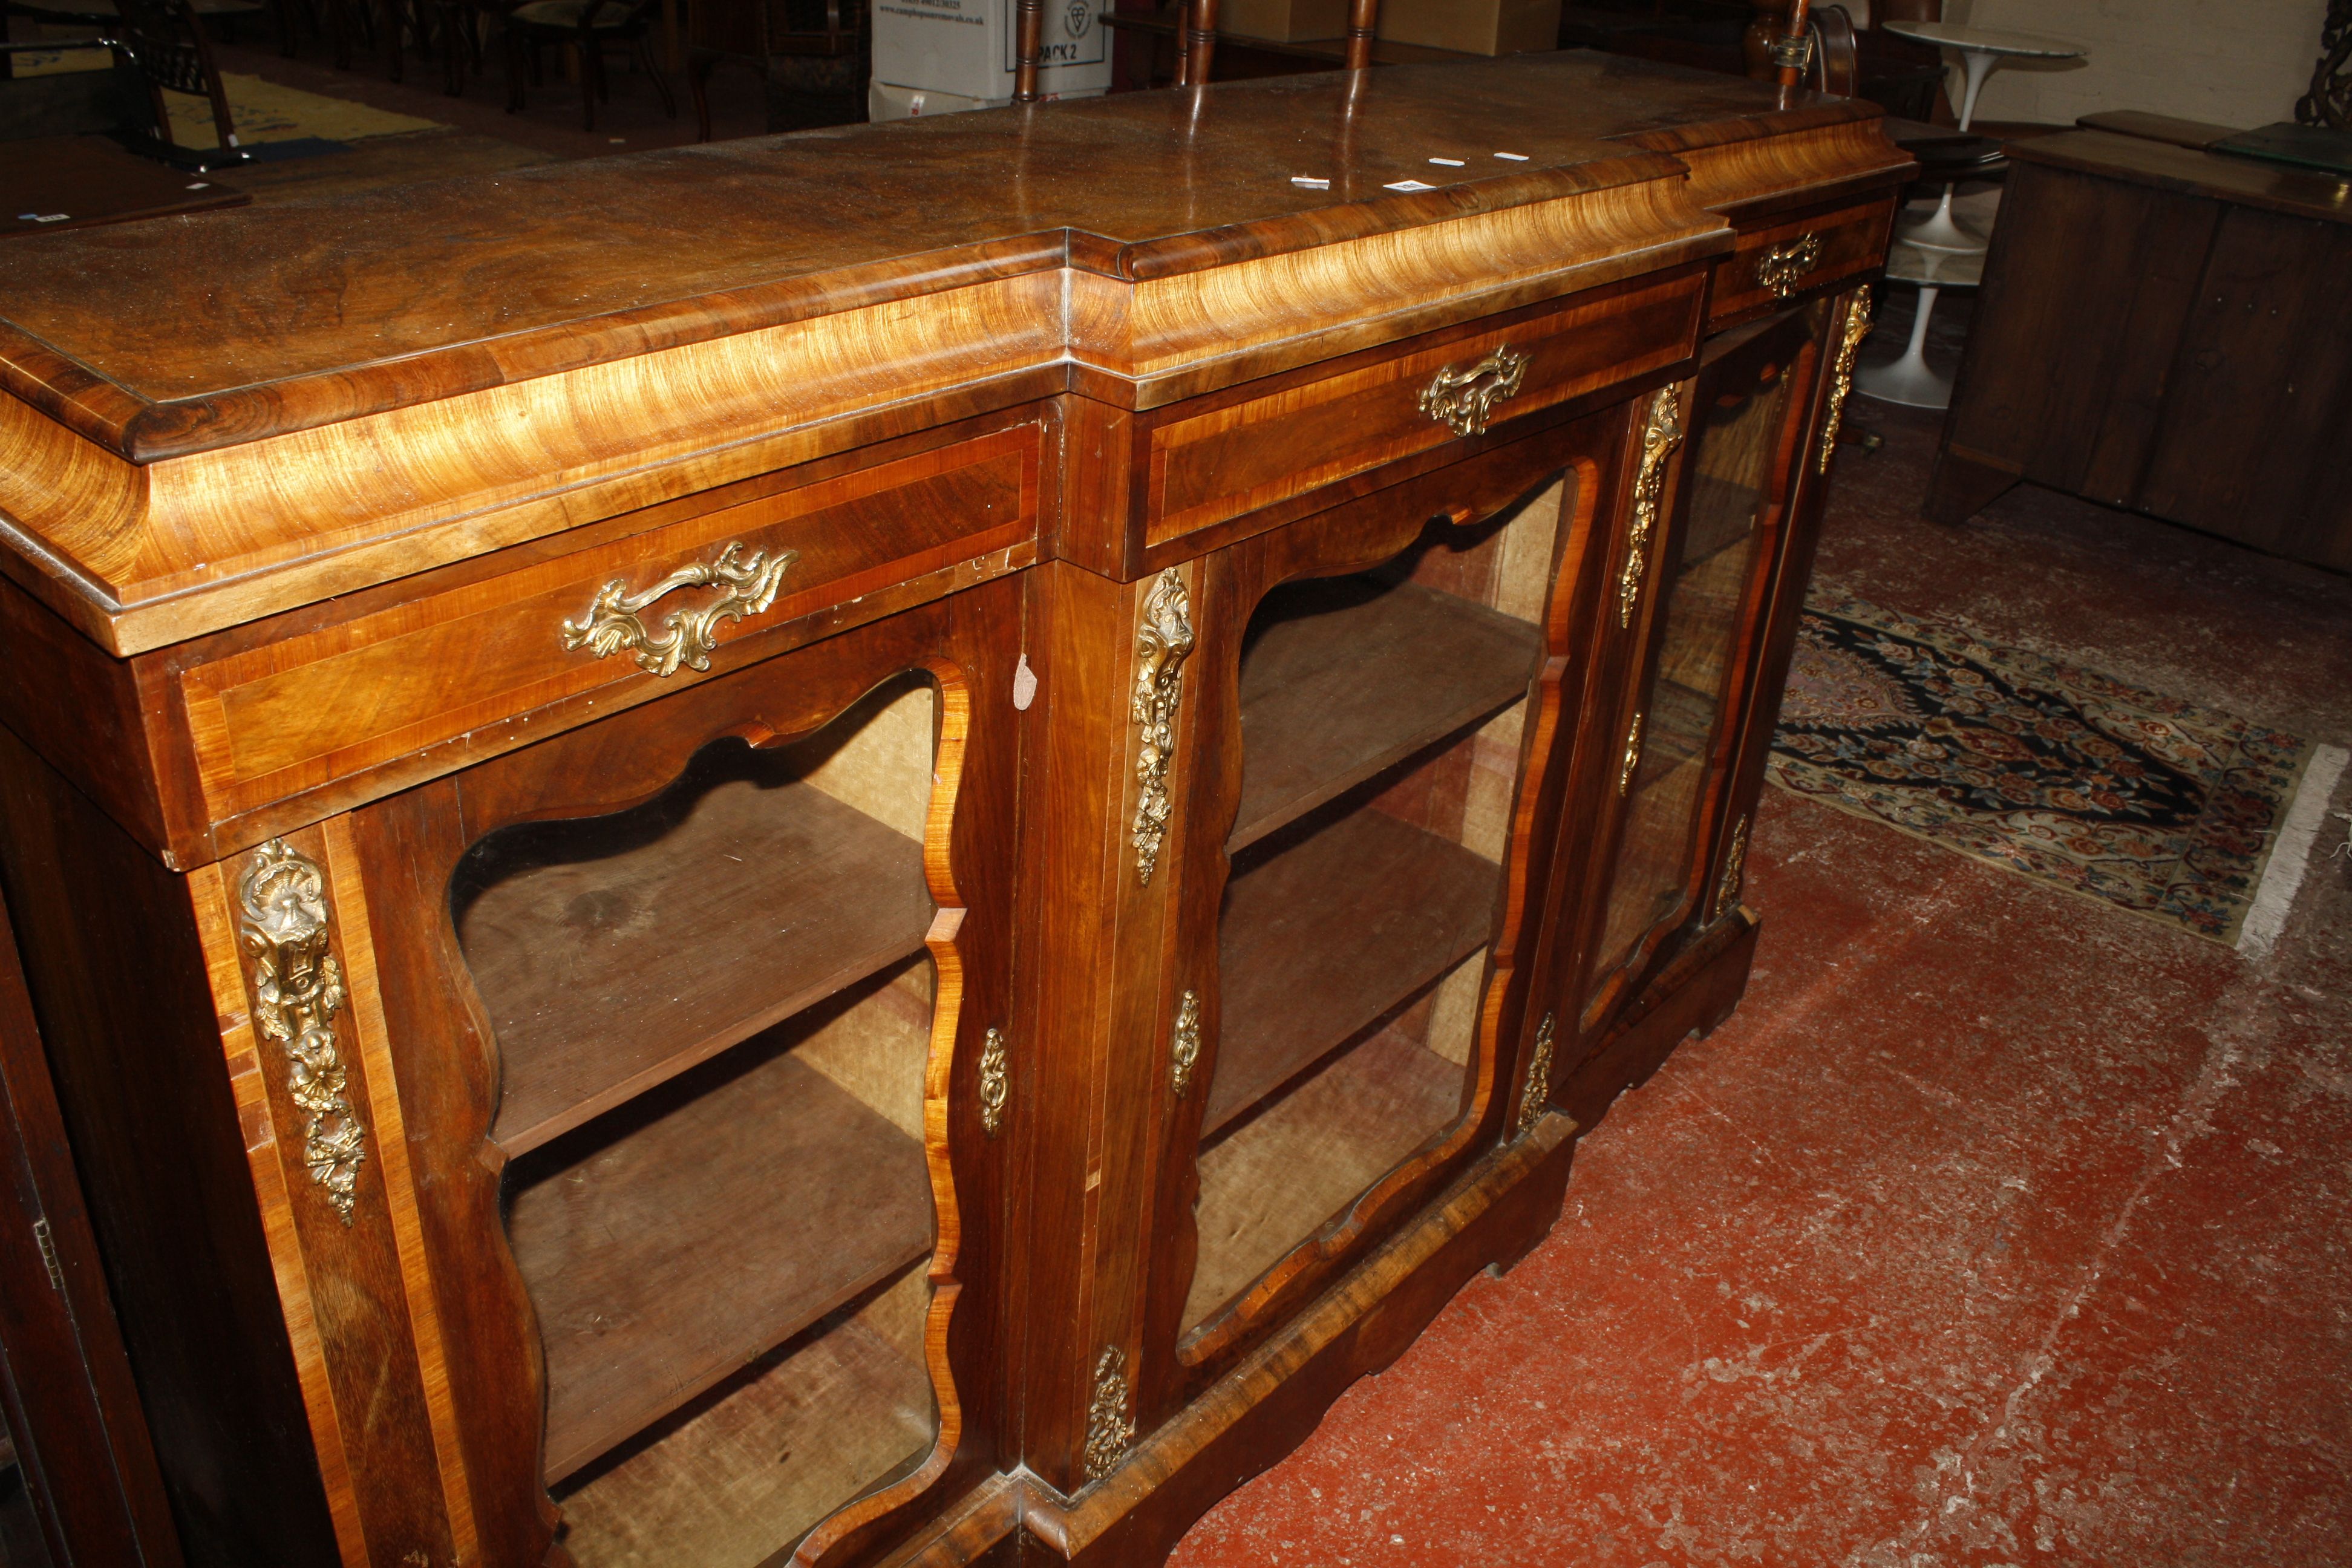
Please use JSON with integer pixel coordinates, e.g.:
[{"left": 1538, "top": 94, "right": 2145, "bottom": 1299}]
[{"left": 1169, "top": 395, "right": 2352, "bottom": 1567}]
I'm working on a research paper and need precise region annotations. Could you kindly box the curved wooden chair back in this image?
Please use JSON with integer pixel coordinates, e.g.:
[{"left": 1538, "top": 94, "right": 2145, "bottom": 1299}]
[
  {"left": 109, "top": 0, "right": 241, "bottom": 156},
  {"left": 1010, "top": 0, "right": 1377, "bottom": 99},
  {"left": 1808, "top": 2, "right": 1857, "bottom": 99}
]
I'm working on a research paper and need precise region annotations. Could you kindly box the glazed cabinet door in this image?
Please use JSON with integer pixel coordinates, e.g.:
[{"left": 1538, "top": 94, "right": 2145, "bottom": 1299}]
[
  {"left": 1128, "top": 410, "right": 1637, "bottom": 1410},
  {"left": 1563, "top": 295, "right": 1845, "bottom": 1060},
  {"left": 351, "top": 574, "right": 1025, "bottom": 1568}
]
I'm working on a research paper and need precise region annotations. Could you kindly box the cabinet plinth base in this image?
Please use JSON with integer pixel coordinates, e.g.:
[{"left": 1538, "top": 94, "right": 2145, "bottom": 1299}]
[
  {"left": 1563, "top": 907, "right": 1760, "bottom": 1135},
  {"left": 1014, "top": 1113, "right": 1578, "bottom": 1568}
]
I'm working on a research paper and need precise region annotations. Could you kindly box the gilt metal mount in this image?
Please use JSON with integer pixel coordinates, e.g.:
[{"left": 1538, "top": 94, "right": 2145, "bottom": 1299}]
[
  {"left": 1619, "top": 712, "right": 1644, "bottom": 796},
  {"left": 238, "top": 840, "right": 367, "bottom": 1225},
  {"left": 1083, "top": 1347, "right": 1135, "bottom": 1481},
  {"left": 1130, "top": 569, "right": 1195, "bottom": 887},
  {"left": 1618, "top": 386, "right": 1685, "bottom": 628},
  {"left": 978, "top": 1027, "right": 1008, "bottom": 1137},
  {"left": 1169, "top": 990, "right": 1202, "bottom": 1097},
  {"left": 1515, "top": 1011, "right": 1557, "bottom": 1139},
  {"left": 1817, "top": 288, "right": 1874, "bottom": 474},
  {"left": 560, "top": 540, "right": 797, "bottom": 678},
  {"left": 1713, "top": 814, "right": 1752, "bottom": 923},
  {"left": 1419, "top": 344, "right": 1530, "bottom": 438}
]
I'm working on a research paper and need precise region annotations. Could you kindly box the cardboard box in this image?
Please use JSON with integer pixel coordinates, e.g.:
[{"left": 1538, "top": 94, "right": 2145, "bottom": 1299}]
[
  {"left": 1216, "top": 0, "right": 1347, "bottom": 42},
  {"left": 1376, "top": 0, "right": 1560, "bottom": 56},
  {"left": 871, "top": 0, "right": 1112, "bottom": 103},
  {"left": 867, "top": 78, "right": 1106, "bottom": 120}
]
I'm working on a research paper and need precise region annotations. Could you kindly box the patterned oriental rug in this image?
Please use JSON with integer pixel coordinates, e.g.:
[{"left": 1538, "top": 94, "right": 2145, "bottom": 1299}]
[{"left": 1769, "top": 590, "right": 2335, "bottom": 947}]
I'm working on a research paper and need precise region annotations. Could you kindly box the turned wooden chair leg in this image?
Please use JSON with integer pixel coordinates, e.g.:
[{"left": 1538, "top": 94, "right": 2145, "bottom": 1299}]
[
  {"left": 636, "top": 34, "right": 673, "bottom": 117},
  {"left": 384, "top": 0, "right": 406, "bottom": 82},
  {"left": 689, "top": 47, "right": 714, "bottom": 141},
  {"left": 577, "top": 30, "right": 598, "bottom": 130},
  {"left": 503, "top": 22, "right": 526, "bottom": 107}
]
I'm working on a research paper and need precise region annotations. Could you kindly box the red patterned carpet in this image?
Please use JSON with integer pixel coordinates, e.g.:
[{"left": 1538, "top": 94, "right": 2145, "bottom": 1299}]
[{"left": 1168, "top": 393, "right": 2352, "bottom": 1567}]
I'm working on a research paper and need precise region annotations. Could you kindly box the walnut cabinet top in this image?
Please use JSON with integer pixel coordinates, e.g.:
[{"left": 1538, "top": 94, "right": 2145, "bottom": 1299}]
[{"left": 0, "top": 54, "right": 1903, "bottom": 658}]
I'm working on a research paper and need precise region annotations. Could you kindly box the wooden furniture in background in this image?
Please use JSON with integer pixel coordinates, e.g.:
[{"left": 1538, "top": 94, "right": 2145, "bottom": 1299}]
[
  {"left": 1927, "top": 120, "right": 2352, "bottom": 574},
  {"left": 0, "top": 883, "right": 181, "bottom": 1567},
  {"left": 0, "top": 134, "right": 247, "bottom": 236},
  {"left": 2299, "top": 0, "right": 2348, "bottom": 129},
  {"left": 501, "top": 0, "right": 675, "bottom": 129},
  {"left": 0, "top": 53, "right": 1904, "bottom": 1568},
  {"left": 688, "top": 0, "right": 863, "bottom": 137}
]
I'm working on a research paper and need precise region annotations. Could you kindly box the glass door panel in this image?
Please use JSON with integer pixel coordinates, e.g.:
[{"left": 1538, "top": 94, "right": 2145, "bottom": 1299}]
[
  {"left": 1587, "top": 322, "right": 1808, "bottom": 1007},
  {"left": 1185, "top": 474, "right": 1575, "bottom": 1336},
  {"left": 451, "top": 675, "right": 946, "bottom": 1567}
]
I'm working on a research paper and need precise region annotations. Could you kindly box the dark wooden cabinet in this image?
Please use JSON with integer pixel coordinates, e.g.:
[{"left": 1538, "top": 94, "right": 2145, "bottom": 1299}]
[
  {"left": 1926, "top": 125, "right": 2352, "bottom": 573},
  {"left": 0, "top": 53, "right": 1901, "bottom": 1568}
]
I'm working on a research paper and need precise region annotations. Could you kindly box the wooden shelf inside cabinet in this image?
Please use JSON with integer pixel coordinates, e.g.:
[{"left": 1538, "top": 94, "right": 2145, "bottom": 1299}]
[
  {"left": 459, "top": 780, "right": 933, "bottom": 1155},
  {"left": 1231, "top": 580, "right": 1541, "bottom": 855},
  {"left": 1209, "top": 808, "right": 1497, "bottom": 1135},
  {"left": 1636, "top": 675, "right": 1716, "bottom": 792},
  {"left": 509, "top": 1042, "right": 931, "bottom": 1485}
]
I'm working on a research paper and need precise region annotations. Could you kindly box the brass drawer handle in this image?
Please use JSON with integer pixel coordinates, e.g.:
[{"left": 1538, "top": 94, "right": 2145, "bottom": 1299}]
[
  {"left": 1419, "top": 344, "right": 1530, "bottom": 437},
  {"left": 1754, "top": 232, "right": 1824, "bottom": 299},
  {"left": 560, "top": 540, "right": 799, "bottom": 678}
]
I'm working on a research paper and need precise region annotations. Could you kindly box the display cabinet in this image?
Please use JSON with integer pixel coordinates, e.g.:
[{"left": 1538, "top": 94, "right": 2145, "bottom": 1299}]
[{"left": 0, "top": 53, "right": 1903, "bottom": 1568}]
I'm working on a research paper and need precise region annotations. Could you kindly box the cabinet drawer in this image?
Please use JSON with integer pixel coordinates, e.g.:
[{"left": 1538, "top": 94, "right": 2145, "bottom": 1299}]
[
  {"left": 174, "top": 420, "right": 1042, "bottom": 841},
  {"left": 1709, "top": 194, "right": 1893, "bottom": 327},
  {"left": 1142, "top": 269, "right": 1706, "bottom": 555}
]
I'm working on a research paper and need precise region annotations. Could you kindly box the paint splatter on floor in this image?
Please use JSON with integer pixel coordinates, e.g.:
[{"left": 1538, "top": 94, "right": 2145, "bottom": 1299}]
[{"left": 1168, "top": 400, "right": 2352, "bottom": 1568}]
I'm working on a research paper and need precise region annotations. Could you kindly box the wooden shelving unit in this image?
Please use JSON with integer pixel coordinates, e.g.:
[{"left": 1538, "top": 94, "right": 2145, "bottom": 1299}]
[
  {"left": 508, "top": 1038, "right": 932, "bottom": 1484},
  {"left": 1636, "top": 674, "right": 1715, "bottom": 795},
  {"left": 554, "top": 1308, "right": 933, "bottom": 1566},
  {"left": 1211, "top": 807, "right": 1496, "bottom": 1135},
  {"left": 1183, "top": 1026, "right": 1464, "bottom": 1330},
  {"left": 1231, "top": 579, "right": 1540, "bottom": 853},
  {"left": 459, "top": 780, "right": 932, "bottom": 1155}
]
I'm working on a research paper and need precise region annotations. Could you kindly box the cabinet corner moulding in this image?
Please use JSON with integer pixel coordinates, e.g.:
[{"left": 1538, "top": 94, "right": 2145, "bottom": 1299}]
[
  {"left": 1131, "top": 569, "right": 1197, "bottom": 887},
  {"left": 560, "top": 540, "right": 800, "bottom": 679},
  {"left": 237, "top": 839, "right": 368, "bottom": 1225},
  {"left": 1618, "top": 386, "right": 1687, "bottom": 627}
]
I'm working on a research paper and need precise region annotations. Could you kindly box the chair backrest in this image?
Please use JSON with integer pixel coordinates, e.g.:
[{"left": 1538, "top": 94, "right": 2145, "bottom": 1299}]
[
  {"left": 108, "top": 0, "right": 238, "bottom": 153},
  {"left": 1809, "top": 2, "right": 1857, "bottom": 97},
  {"left": 1864, "top": 0, "right": 1939, "bottom": 30},
  {"left": 1013, "top": 0, "right": 1379, "bottom": 98}
]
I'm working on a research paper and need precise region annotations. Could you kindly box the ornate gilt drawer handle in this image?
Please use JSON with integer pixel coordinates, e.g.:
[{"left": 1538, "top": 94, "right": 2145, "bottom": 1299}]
[
  {"left": 1754, "top": 231, "right": 1823, "bottom": 299},
  {"left": 560, "top": 541, "right": 799, "bottom": 678},
  {"left": 1419, "top": 344, "right": 1530, "bottom": 437}
]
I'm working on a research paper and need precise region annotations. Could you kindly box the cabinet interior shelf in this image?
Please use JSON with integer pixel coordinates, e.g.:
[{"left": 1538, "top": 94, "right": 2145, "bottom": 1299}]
[
  {"left": 1210, "top": 806, "right": 1497, "bottom": 1136},
  {"left": 508, "top": 1025, "right": 932, "bottom": 1486},
  {"left": 459, "top": 779, "right": 933, "bottom": 1156},
  {"left": 1230, "top": 578, "right": 1541, "bottom": 855},
  {"left": 1634, "top": 672, "right": 1716, "bottom": 795}
]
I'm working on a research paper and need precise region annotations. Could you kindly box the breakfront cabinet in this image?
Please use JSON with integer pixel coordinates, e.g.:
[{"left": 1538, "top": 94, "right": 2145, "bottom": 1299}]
[{"left": 0, "top": 54, "right": 1901, "bottom": 1568}]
